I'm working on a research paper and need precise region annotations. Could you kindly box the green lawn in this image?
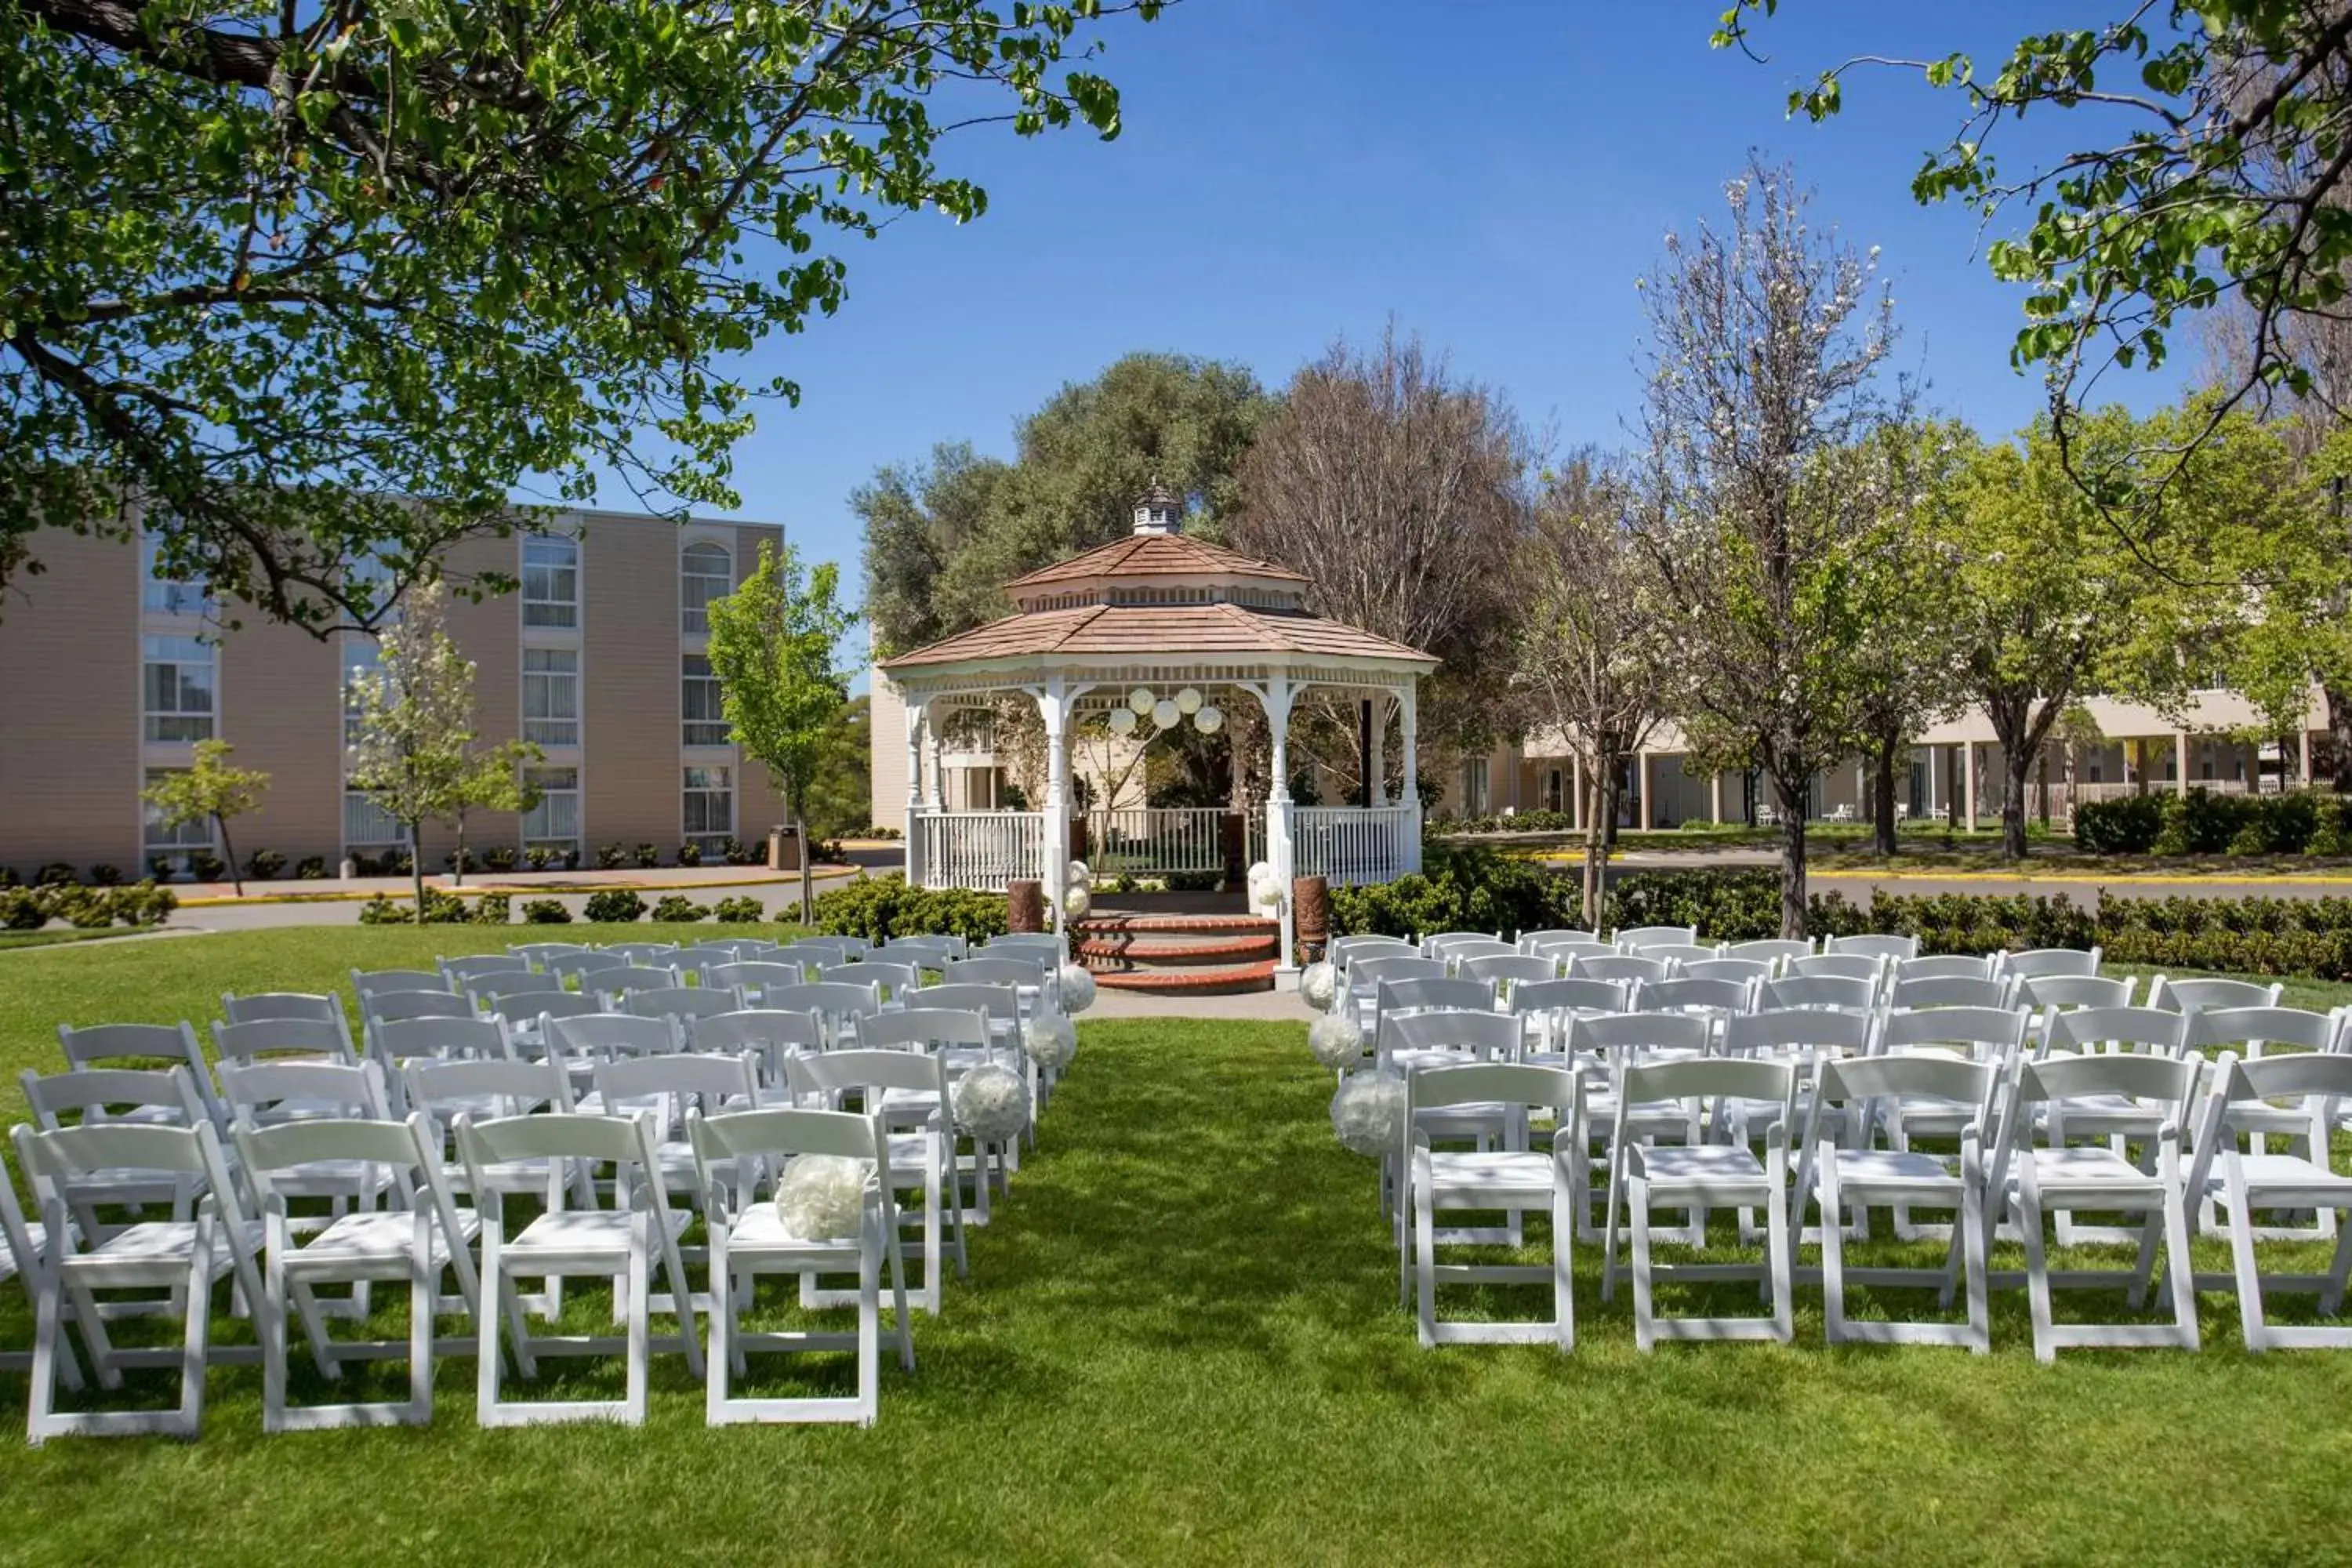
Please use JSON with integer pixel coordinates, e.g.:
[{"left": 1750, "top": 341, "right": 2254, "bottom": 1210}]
[{"left": 4, "top": 930, "right": 2352, "bottom": 1563}]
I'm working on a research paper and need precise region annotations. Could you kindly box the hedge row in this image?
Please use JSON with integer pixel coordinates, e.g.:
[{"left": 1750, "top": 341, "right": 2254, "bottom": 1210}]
[
  {"left": 2074, "top": 788, "right": 2351, "bottom": 856},
  {"left": 1330, "top": 861, "right": 2352, "bottom": 982},
  {"left": 0, "top": 881, "right": 179, "bottom": 931},
  {"left": 809, "top": 875, "right": 1009, "bottom": 943}
]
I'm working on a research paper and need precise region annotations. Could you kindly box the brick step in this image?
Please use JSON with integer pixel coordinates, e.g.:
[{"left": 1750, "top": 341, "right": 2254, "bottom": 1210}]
[
  {"left": 1094, "top": 960, "right": 1276, "bottom": 996},
  {"left": 1076, "top": 931, "right": 1280, "bottom": 969},
  {"left": 1070, "top": 913, "right": 1278, "bottom": 938}
]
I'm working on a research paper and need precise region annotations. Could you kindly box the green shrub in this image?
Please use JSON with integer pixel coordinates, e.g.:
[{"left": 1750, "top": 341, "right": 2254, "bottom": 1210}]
[
  {"left": 2310, "top": 797, "right": 2350, "bottom": 856},
  {"left": 583, "top": 889, "right": 647, "bottom": 923},
  {"left": 34, "top": 862, "right": 78, "bottom": 887},
  {"left": 652, "top": 894, "right": 708, "bottom": 923},
  {"left": 114, "top": 881, "right": 177, "bottom": 927},
  {"left": 190, "top": 851, "right": 227, "bottom": 882},
  {"left": 295, "top": 855, "right": 328, "bottom": 880},
  {"left": 245, "top": 848, "right": 285, "bottom": 881},
  {"left": 0, "top": 866, "right": 17, "bottom": 888},
  {"left": 521, "top": 898, "right": 572, "bottom": 924},
  {"left": 470, "top": 892, "right": 511, "bottom": 925},
  {"left": 809, "top": 875, "right": 1009, "bottom": 943},
  {"left": 633, "top": 844, "right": 660, "bottom": 868},
  {"left": 1328, "top": 845, "right": 1583, "bottom": 938},
  {"left": 46, "top": 887, "right": 115, "bottom": 928},
  {"left": 525, "top": 846, "right": 557, "bottom": 870},
  {"left": 482, "top": 845, "right": 521, "bottom": 873},
  {"left": 359, "top": 888, "right": 467, "bottom": 924},
  {"left": 2075, "top": 795, "right": 2166, "bottom": 853},
  {"left": 87, "top": 863, "right": 122, "bottom": 887},
  {"left": 1, "top": 888, "right": 47, "bottom": 929},
  {"left": 597, "top": 843, "right": 629, "bottom": 869},
  {"left": 675, "top": 842, "right": 702, "bottom": 867},
  {"left": 723, "top": 836, "right": 763, "bottom": 866},
  {"left": 712, "top": 895, "right": 765, "bottom": 923}
]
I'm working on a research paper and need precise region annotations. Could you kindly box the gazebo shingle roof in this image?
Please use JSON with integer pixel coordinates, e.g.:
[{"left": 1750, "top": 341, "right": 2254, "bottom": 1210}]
[
  {"left": 881, "top": 601, "right": 1434, "bottom": 668},
  {"left": 1004, "top": 532, "right": 1308, "bottom": 588}
]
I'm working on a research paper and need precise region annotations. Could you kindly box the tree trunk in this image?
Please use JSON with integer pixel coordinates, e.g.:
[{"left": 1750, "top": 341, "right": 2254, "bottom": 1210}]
[
  {"left": 796, "top": 810, "right": 812, "bottom": 926},
  {"left": 2002, "top": 749, "right": 2033, "bottom": 861},
  {"left": 216, "top": 815, "right": 244, "bottom": 898},
  {"left": 408, "top": 824, "right": 428, "bottom": 923},
  {"left": 1774, "top": 769, "right": 1808, "bottom": 940},
  {"left": 1581, "top": 754, "right": 1616, "bottom": 929},
  {"left": 1871, "top": 737, "right": 1900, "bottom": 858},
  {"left": 452, "top": 813, "right": 467, "bottom": 887}
]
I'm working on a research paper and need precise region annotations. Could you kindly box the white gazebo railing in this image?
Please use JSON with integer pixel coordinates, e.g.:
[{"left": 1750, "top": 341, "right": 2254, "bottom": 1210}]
[
  {"left": 1083, "top": 807, "right": 1227, "bottom": 879},
  {"left": 918, "top": 811, "right": 1044, "bottom": 891},
  {"left": 1290, "top": 804, "right": 1416, "bottom": 887}
]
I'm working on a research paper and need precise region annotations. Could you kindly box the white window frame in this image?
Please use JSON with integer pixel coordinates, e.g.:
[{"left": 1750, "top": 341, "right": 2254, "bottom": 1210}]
[
  {"left": 523, "top": 647, "right": 580, "bottom": 747},
  {"left": 140, "top": 527, "right": 212, "bottom": 618},
  {"left": 682, "top": 764, "right": 735, "bottom": 851},
  {"left": 682, "top": 652, "right": 728, "bottom": 746},
  {"left": 522, "top": 534, "right": 579, "bottom": 629},
  {"left": 343, "top": 786, "right": 409, "bottom": 852},
  {"left": 142, "top": 634, "right": 216, "bottom": 743},
  {"left": 142, "top": 767, "right": 215, "bottom": 870},
  {"left": 1463, "top": 757, "right": 1490, "bottom": 815},
  {"left": 521, "top": 765, "right": 581, "bottom": 852},
  {"left": 341, "top": 633, "right": 383, "bottom": 748},
  {"left": 681, "top": 540, "right": 731, "bottom": 635}
]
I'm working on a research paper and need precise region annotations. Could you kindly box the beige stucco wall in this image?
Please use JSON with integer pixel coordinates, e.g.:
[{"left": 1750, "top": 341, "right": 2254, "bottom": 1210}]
[
  {"left": 0, "top": 530, "right": 141, "bottom": 872},
  {"left": 219, "top": 603, "right": 343, "bottom": 868}
]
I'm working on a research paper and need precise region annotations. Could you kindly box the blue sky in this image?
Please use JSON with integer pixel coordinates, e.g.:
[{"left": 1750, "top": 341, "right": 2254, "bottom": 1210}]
[{"left": 698, "top": 1, "right": 2180, "bottom": 611}]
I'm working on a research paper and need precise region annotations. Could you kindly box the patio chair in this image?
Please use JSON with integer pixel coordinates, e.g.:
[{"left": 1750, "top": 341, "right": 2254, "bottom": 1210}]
[
  {"left": 1406, "top": 1062, "right": 1580, "bottom": 1350},
  {"left": 786, "top": 1049, "right": 969, "bottom": 1315},
  {"left": 350, "top": 968, "right": 452, "bottom": 1000},
  {"left": 1896, "top": 953, "right": 2001, "bottom": 983},
  {"left": 441, "top": 955, "right": 532, "bottom": 989},
  {"left": 2184, "top": 1052, "right": 2352, "bottom": 1351},
  {"left": 697, "top": 1009, "right": 826, "bottom": 1089},
  {"left": 1570, "top": 953, "right": 1670, "bottom": 988},
  {"left": 1, "top": 1158, "right": 84, "bottom": 1395},
  {"left": 1723, "top": 938, "right": 1814, "bottom": 971},
  {"left": 1612, "top": 925, "right": 1699, "bottom": 953},
  {"left": 2148, "top": 975, "right": 2286, "bottom": 1014},
  {"left": 1760, "top": 973, "right": 1878, "bottom": 1015},
  {"left": 1886, "top": 974, "right": 2019, "bottom": 1012},
  {"left": 2001, "top": 946, "right": 2104, "bottom": 981},
  {"left": 1823, "top": 933, "right": 1920, "bottom": 963},
  {"left": 621, "top": 985, "right": 745, "bottom": 1024}
]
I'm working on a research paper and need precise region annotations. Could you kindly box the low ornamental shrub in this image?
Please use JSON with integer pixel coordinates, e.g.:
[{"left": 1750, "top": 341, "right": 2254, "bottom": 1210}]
[
  {"left": 809, "top": 875, "right": 1008, "bottom": 943},
  {"left": 245, "top": 848, "right": 285, "bottom": 881},
  {"left": 0, "top": 866, "right": 18, "bottom": 889},
  {"left": 2311, "top": 797, "right": 2350, "bottom": 856},
  {"left": 88, "top": 863, "right": 124, "bottom": 887},
  {"left": 189, "top": 851, "right": 228, "bottom": 883},
  {"left": 444, "top": 848, "right": 476, "bottom": 874},
  {"left": 711, "top": 895, "right": 764, "bottom": 923},
  {"left": 633, "top": 843, "right": 660, "bottom": 869},
  {"left": 358, "top": 888, "right": 469, "bottom": 924},
  {"left": 470, "top": 892, "right": 511, "bottom": 925},
  {"left": 116, "top": 882, "right": 177, "bottom": 927},
  {"left": 481, "top": 845, "right": 521, "bottom": 873},
  {"left": 521, "top": 898, "right": 573, "bottom": 924},
  {"left": 674, "top": 842, "right": 703, "bottom": 868},
  {"left": 651, "top": 894, "right": 709, "bottom": 923},
  {"left": 525, "top": 846, "right": 557, "bottom": 870},
  {"left": 34, "top": 862, "right": 78, "bottom": 887},
  {"left": 295, "top": 855, "right": 328, "bottom": 880},
  {"left": 597, "top": 843, "right": 629, "bottom": 869},
  {"left": 722, "top": 837, "right": 763, "bottom": 866},
  {"left": 0, "top": 889, "right": 47, "bottom": 930},
  {"left": 583, "top": 888, "right": 647, "bottom": 923}
]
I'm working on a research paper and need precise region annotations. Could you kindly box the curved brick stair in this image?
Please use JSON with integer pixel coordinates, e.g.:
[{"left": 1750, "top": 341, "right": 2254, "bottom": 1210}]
[{"left": 1071, "top": 913, "right": 1279, "bottom": 995}]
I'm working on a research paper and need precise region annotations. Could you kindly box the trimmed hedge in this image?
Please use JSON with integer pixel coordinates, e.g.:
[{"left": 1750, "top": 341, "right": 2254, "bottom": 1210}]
[
  {"left": 810, "top": 874, "right": 1008, "bottom": 943},
  {"left": 2076, "top": 788, "right": 2350, "bottom": 857},
  {"left": 0, "top": 881, "right": 178, "bottom": 931},
  {"left": 358, "top": 890, "right": 510, "bottom": 924}
]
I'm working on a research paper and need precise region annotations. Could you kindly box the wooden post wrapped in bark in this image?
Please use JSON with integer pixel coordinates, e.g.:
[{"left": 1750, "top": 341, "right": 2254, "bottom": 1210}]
[
  {"left": 1007, "top": 879, "right": 1046, "bottom": 934},
  {"left": 1219, "top": 811, "right": 1246, "bottom": 885},
  {"left": 1292, "top": 874, "right": 1330, "bottom": 961}
]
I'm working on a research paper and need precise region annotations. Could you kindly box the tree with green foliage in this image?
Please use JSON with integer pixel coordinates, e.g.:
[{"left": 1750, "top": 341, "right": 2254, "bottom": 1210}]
[
  {"left": 344, "top": 581, "right": 536, "bottom": 919},
  {"left": 1629, "top": 162, "right": 1902, "bottom": 937},
  {"left": 2, "top": 0, "right": 1162, "bottom": 630},
  {"left": 705, "top": 539, "right": 855, "bottom": 920},
  {"left": 140, "top": 739, "right": 268, "bottom": 895},
  {"left": 803, "top": 693, "right": 875, "bottom": 842}
]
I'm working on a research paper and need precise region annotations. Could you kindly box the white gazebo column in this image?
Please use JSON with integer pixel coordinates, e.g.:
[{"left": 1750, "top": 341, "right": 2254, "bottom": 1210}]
[
  {"left": 903, "top": 697, "right": 928, "bottom": 887},
  {"left": 1262, "top": 673, "right": 1298, "bottom": 975},
  {"left": 1036, "top": 680, "right": 1073, "bottom": 952},
  {"left": 1399, "top": 682, "right": 1421, "bottom": 874},
  {"left": 922, "top": 714, "right": 945, "bottom": 811}
]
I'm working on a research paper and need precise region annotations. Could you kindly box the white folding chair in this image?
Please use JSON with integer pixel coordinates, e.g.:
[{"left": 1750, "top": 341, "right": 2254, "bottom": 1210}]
[
  {"left": 212, "top": 1015, "right": 358, "bottom": 1072},
  {"left": 1346, "top": 955, "right": 1447, "bottom": 1033},
  {"left": 1824, "top": 933, "right": 1919, "bottom": 963},
  {"left": 458, "top": 1110, "right": 702, "bottom": 1425},
  {"left": 510, "top": 942, "right": 594, "bottom": 970},
  {"left": 767, "top": 981, "right": 884, "bottom": 1048},
  {"left": 441, "top": 955, "right": 532, "bottom": 989},
  {"left": 592, "top": 965, "right": 687, "bottom": 1006},
  {"left": 2185, "top": 1007, "right": 2348, "bottom": 1242},
  {"left": 1761, "top": 973, "right": 1879, "bottom": 1015},
  {"left": 708, "top": 961, "right": 818, "bottom": 1006},
  {"left": 622, "top": 985, "right": 744, "bottom": 1025},
  {"left": 1637, "top": 976, "right": 1756, "bottom": 1021},
  {"left": 1374, "top": 977, "right": 1496, "bottom": 1050},
  {"left": 369, "top": 1016, "right": 515, "bottom": 1113},
  {"left": 1724, "top": 938, "right": 1815, "bottom": 970},
  {"left": 1, "top": 1157, "right": 84, "bottom": 1393},
  {"left": 350, "top": 968, "right": 453, "bottom": 1000},
  {"left": 590, "top": 1051, "right": 763, "bottom": 1309},
  {"left": 698, "top": 1009, "right": 826, "bottom": 1090},
  {"left": 1571, "top": 953, "right": 1671, "bottom": 988},
  {"left": 231, "top": 1112, "right": 485, "bottom": 1430},
  {"left": 1896, "top": 954, "right": 2000, "bottom": 983},
  {"left": 1563, "top": 1011, "right": 1714, "bottom": 1246},
  {"left": 1459, "top": 953, "right": 1560, "bottom": 998},
  {"left": 826, "top": 959, "right": 926, "bottom": 1002},
  {"left": 2001, "top": 946, "right": 2103, "bottom": 981},
  {"left": 15, "top": 1120, "right": 262, "bottom": 1441},
  {"left": 1788, "top": 952, "right": 1886, "bottom": 986},
  {"left": 2149, "top": 975, "right": 2285, "bottom": 1014},
  {"left": 18, "top": 1066, "right": 214, "bottom": 1241},
  {"left": 1602, "top": 1057, "right": 1798, "bottom": 1349},
  {"left": 862, "top": 1007, "right": 1011, "bottom": 1210},
  {"left": 550, "top": 950, "right": 633, "bottom": 984},
  {"left": 600, "top": 942, "right": 681, "bottom": 965},
  {"left": 1991, "top": 1051, "right": 2202, "bottom": 1363},
  {"left": 363, "top": 989, "right": 479, "bottom": 1030},
  {"left": 1642, "top": 943, "right": 1727, "bottom": 971},
  {"left": 786, "top": 1049, "right": 968, "bottom": 1314},
  {"left": 1682, "top": 957, "right": 1776, "bottom": 988},
  {"left": 2185, "top": 1052, "right": 2352, "bottom": 1351},
  {"left": 690, "top": 1106, "right": 913, "bottom": 1424},
  {"left": 1886, "top": 975, "right": 2018, "bottom": 1012},
  {"left": 1613, "top": 925, "right": 1699, "bottom": 953},
  {"left": 1427, "top": 936, "right": 1517, "bottom": 967},
  {"left": 1510, "top": 977, "right": 1632, "bottom": 1064},
  {"left": 1406, "top": 1062, "right": 1579, "bottom": 1350}
]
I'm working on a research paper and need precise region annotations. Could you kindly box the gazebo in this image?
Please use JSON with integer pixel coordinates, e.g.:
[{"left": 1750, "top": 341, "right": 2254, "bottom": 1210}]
[{"left": 877, "top": 485, "right": 1437, "bottom": 978}]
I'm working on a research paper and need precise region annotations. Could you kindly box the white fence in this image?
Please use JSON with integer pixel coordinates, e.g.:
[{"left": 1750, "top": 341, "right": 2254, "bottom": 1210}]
[
  {"left": 919, "top": 811, "right": 1043, "bottom": 891},
  {"left": 1290, "top": 805, "right": 1414, "bottom": 887},
  {"left": 1083, "top": 808, "right": 1229, "bottom": 879}
]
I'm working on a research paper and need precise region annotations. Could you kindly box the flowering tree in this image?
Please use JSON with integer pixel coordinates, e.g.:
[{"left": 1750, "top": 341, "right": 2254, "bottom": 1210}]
[
  {"left": 140, "top": 739, "right": 268, "bottom": 895},
  {"left": 345, "top": 581, "right": 535, "bottom": 918}
]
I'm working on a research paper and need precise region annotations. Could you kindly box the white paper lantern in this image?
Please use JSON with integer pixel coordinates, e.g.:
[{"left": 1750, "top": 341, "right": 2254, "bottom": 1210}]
[
  {"left": 1127, "top": 686, "right": 1156, "bottom": 714},
  {"left": 953, "top": 1063, "right": 1032, "bottom": 1143},
  {"left": 1062, "top": 883, "right": 1092, "bottom": 921},
  {"left": 1107, "top": 706, "right": 1137, "bottom": 736},
  {"left": 1308, "top": 1013, "right": 1365, "bottom": 1069},
  {"left": 1175, "top": 687, "right": 1203, "bottom": 715},
  {"left": 1065, "top": 859, "right": 1093, "bottom": 889},
  {"left": 774, "top": 1154, "right": 873, "bottom": 1240},
  {"left": 1022, "top": 1013, "right": 1078, "bottom": 1073},
  {"left": 1300, "top": 960, "right": 1338, "bottom": 1010},
  {"left": 1152, "top": 699, "right": 1180, "bottom": 730},
  {"left": 1330, "top": 1071, "right": 1406, "bottom": 1157},
  {"left": 1192, "top": 704, "right": 1224, "bottom": 735},
  {"left": 1057, "top": 960, "right": 1098, "bottom": 1014}
]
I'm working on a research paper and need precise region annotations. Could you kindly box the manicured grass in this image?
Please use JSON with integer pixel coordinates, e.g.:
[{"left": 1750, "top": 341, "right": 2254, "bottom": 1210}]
[
  {"left": 0, "top": 929, "right": 149, "bottom": 953},
  {"left": 3, "top": 930, "right": 2352, "bottom": 1563}
]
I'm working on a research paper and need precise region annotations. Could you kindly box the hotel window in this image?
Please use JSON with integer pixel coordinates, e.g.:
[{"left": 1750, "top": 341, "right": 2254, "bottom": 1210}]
[
  {"left": 681, "top": 541, "right": 731, "bottom": 634},
  {"left": 682, "top": 653, "right": 728, "bottom": 746},
  {"left": 142, "top": 768, "right": 213, "bottom": 868},
  {"left": 143, "top": 635, "right": 216, "bottom": 742},
  {"left": 343, "top": 787, "right": 408, "bottom": 850},
  {"left": 521, "top": 766, "right": 580, "bottom": 851},
  {"left": 522, "top": 535, "right": 579, "bottom": 628},
  {"left": 523, "top": 648, "right": 580, "bottom": 746},
  {"left": 140, "top": 528, "right": 212, "bottom": 616},
  {"left": 1462, "top": 757, "right": 1490, "bottom": 815},
  {"left": 683, "top": 765, "right": 734, "bottom": 853}
]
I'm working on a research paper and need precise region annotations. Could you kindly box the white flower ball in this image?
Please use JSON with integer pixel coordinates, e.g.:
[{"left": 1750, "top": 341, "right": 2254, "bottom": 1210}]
[
  {"left": 1246, "top": 859, "right": 1273, "bottom": 892},
  {"left": 1307, "top": 1012, "right": 1364, "bottom": 1070},
  {"left": 1300, "top": 960, "right": 1338, "bottom": 1010},
  {"left": 1022, "top": 1013, "right": 1077, "bottom": 1072},
  {"left": 1065, "top": 859, "right": 1093, "bottom": 889},
  {"left": 1062, "top": 883, "right": 1092, "bottom": 921},
  {"left": 773, "top": 1154, "right": 873, "bottom": 1240},
  {"left": 1330, "top": 1071, "right": 1406, "bottom": 1158},
  {"left": 953, "top": 1062, "right": 1032, "bottom": 1143},
  {"left": 1057, "top": 961, "right": 1097, "bottom": 1014}
]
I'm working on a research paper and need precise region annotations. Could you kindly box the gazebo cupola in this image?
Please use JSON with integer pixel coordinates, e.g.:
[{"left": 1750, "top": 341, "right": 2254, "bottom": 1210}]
[{"left": 879, "top": 482, "right": 1439, "bottom": 981}]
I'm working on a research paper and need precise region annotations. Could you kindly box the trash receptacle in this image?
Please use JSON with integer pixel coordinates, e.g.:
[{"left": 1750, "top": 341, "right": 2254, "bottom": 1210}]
[{"left": 768, "top": 825, "right": 801, "bottom": 872}]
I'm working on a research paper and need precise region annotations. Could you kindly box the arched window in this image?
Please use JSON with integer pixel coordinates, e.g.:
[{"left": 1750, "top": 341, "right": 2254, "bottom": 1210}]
[{"left": 681, "top": 541, "right": 731, "bottom": 633}]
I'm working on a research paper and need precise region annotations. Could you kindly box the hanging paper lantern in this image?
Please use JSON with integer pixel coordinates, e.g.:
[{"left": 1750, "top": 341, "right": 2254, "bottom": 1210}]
[
  {"left": 774, "top": 1154, "right": 873, "bottom": 1240},
  {"left": 1300, "top": 960, "right": 1338, "bottom": 1010},
  {"left": 1057, "top": 961, "right": 1098, "bottom": 1014},
  {"left": 1108, "top": 706, "right": 1138, "bottom": 736},
  {"left": 1192, "top": 705, "right": 1224, "bottom": 735},
  {"left": 1065, "top": 859, "right": 1093, "bottom": 889},
  {"left": 1330, "top": 1071, "right": 1406, "bottom": 1157},
  {"left": 953, "top": 1064, "right": 1032, "bottom": 1143},
  {"left": 1062, "top": 884, "right": 1092, "bottom": 921},
  {"left": 1308, "top": 1013, "right": 1365, "bottom": 1069},
  {"left": 1152, "top": 699, "right": 1180, "bottom": 730},
  {"left": 1022, "top": 1014, "right": 1078, "bottom": 1072},
  {"left": 1127, "top": 686, "right": 1156, "bottom": 714},
  {"left": 1175, "top": 687, "right": 1203, "bottom": 715}
]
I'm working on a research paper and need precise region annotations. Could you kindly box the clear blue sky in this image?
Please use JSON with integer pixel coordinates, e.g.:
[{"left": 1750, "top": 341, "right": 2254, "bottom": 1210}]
[{"left": 698, "top": 0, "right": 2180, "bottom": 618}]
